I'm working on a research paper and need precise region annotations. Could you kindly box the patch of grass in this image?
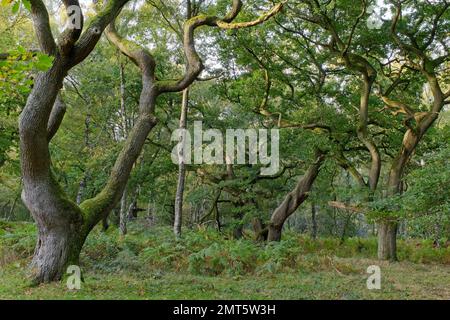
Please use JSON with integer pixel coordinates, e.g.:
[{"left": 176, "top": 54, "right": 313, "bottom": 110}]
[{"left": 0, "top": 258, "right": 449, "bottom": 299}]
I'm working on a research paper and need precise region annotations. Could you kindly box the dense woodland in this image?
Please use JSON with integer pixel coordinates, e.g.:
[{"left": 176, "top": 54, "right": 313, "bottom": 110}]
[{"left": 0, "top": 0, "right": 449, "bottom": 299}]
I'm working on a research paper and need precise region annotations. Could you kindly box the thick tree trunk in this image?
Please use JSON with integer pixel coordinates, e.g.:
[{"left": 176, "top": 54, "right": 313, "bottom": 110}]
[
  {"left": 30, "top": 221, "right": 85, "bottom": 284},
  {"left": 23, "top": 68, "right": 157, "bottom": 283},
  {"left": 376, "top": 63, "right": 445, "bottom": 260},
  {"left": 174, "top": 88, "right": 189, "bottom": 238},
  {"left": 377, "top": 221, "right": 398, "bottom": 261},
  {"left": 268, "top": 153, "right": 325, "bottom": 241},
  {"left": 22, "top": 176, "right": 88, "bottom": 283}
]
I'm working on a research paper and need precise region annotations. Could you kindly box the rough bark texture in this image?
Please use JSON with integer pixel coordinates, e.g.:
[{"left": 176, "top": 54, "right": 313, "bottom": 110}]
[
  {"left": 268, "top": 153, "right": 325, "bottom": 241},
  {"left": 377, "top": 220, "right": 398, "bottom": 261},
  {"left": 119, "top": 188, "right": 128, "bottom": 235}
]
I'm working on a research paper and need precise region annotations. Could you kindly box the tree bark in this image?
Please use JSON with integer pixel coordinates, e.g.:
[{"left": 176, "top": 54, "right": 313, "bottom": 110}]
[
  {"left": 119, "top": 188, "right": 128, "bottom": 235},
  {"left": 76, "top": 175, "right": 87, "bottom": 205},
  {"left": 268, "top": 152, "right": 325, "bottom": 241},
  {"left": 377, "top": 220, "right": 398, "bottom": 261}
]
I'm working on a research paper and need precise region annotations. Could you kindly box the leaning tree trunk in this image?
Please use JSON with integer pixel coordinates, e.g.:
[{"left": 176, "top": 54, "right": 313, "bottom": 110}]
[{"left": 268, "top": 152, "right": 325, "bottom": 241}]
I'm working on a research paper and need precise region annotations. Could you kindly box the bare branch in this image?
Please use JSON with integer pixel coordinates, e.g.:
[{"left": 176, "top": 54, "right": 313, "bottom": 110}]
[{"left": 157, "top": 1, "right": 285, "bottom": 93}]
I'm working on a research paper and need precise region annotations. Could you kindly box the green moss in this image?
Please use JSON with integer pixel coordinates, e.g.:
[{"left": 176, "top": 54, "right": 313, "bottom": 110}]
[{"left": 79, "top": 188, "right": 115, "bottom": 228}]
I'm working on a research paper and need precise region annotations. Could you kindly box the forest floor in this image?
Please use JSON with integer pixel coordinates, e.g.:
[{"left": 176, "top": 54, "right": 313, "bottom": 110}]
[{"left": 1, "top": 220, "right": 449, "bottom": 300}]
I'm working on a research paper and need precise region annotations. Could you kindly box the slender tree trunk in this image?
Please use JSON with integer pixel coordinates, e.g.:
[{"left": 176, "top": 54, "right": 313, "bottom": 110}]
[
  {"left": 119, "top": 188, "right": 128, "bottom": 236},
  {"left": 215, "top": 201, "right": 221, "bottom": 232},
  {"left": 102, "top": 216, "right": 109, "bottom": 231},
  {"left": 7, "top": 195, "right": 19, "bottom": 221},
  {"left": 76, "top": 176, "right": 87, "bottom": 205},
  {"left": 268, "top": 152, "right": 325, "bottom": 241},
  {"left": 174, "top": 88, "right": 189, "bottom": 238},
  {"left": 76, "top": 113, "right": 91, "bottom": 205},
  {"left": 311, "top": 202, "right": 317, "bottom": 240}
]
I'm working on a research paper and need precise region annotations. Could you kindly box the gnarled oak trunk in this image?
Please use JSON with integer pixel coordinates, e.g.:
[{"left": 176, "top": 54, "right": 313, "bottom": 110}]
[{"left": 268, "top": 153, "right": 325, "bottom": 241}]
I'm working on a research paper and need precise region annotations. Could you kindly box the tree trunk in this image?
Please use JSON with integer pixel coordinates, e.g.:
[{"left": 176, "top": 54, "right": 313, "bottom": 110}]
[
  {"left": 268, "top": 152, "right": 325, "bottom": 241},
  {"left": 215, "top": 201, "right": 221, "bottom": 232},
  {"left": 233, "top": 224, "right": 244, "bottom": 239},
  {"left": 76, "top": 175, "right": 87, "bottom": 205},
  {"left": 31, "top": 220, "right": 85, "bottom": 284},
  {"left": 102, "top": 216, "right": 109, "bottom": 231},
  {"left": 252, "top": 217, "right": 267, "bottom": 241},
  {"left": 174, "top": 88, "right": 189, "bottom": 238},
  {"left": 377, "top": 220, "right": 398, "bottom": 261},
  {"left": 311, "top": 202, "right": 317, "bottom": 240},
  {"left": 119, "top": 188, "right": 128, "bottom": 235},
  {"left": 377, "top": 133, "right": 416, "bottom": 260}
]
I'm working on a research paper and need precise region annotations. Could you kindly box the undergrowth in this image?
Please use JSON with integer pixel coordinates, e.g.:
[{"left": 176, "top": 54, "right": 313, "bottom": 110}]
[{"left": 1, "top": 219, "right": 449, "bottom": 277}]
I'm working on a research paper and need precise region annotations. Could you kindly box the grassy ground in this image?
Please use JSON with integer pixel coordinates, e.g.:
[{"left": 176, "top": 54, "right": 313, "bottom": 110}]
[{"left": 1, "top": 220, "right": 449, "bottom": 300}]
